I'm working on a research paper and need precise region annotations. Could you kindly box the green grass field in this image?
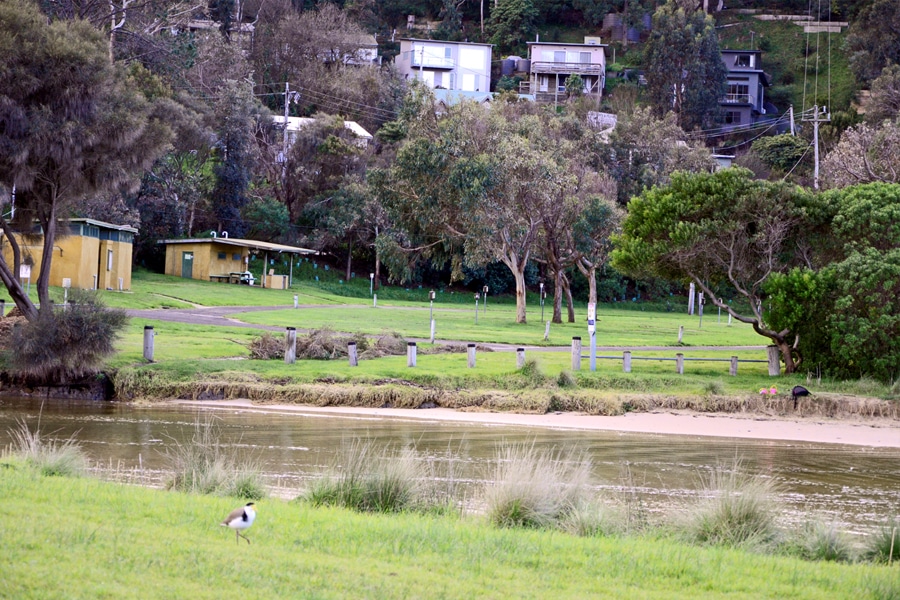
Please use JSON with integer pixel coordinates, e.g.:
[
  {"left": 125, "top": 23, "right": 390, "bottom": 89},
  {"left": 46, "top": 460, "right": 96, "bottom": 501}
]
[{"left": 3, "top": 467, "right": 898, "bottom": 600}]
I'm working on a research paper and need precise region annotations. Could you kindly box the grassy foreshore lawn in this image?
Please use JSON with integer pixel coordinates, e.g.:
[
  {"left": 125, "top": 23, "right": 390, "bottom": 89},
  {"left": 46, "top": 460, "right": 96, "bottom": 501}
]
[
  {"left": 4, "top": 467, "right": 898, "bottom": 600},
  {"left": 84, "top": 272, "right": 900, "bottom": 409}
]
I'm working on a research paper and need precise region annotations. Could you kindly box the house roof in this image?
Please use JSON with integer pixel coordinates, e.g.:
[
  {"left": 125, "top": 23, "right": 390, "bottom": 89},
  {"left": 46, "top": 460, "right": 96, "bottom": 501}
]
[
  {"left": 160, "top": 237, "right": 317, "bottom": 255},
  {"left": 433, "top": 89, "right": 493, "bottom": 105},
  {"left": 400, "top": 37, "right": 493, "bottom": 47},
  {"left": 527, "top": 41, "right": 607, "bottom": 47},
  {"left": 271, "top": 116, "right": 373, "bottom": 141},
  {"left": 68, "top": 218, "right": 138, "bottom": 233}
]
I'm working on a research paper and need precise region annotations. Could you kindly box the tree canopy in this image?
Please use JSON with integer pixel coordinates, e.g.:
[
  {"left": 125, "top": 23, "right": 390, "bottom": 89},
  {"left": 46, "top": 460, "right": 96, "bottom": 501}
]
[{"left": 611, "top": 168, "right": 824, "bottom": 372}]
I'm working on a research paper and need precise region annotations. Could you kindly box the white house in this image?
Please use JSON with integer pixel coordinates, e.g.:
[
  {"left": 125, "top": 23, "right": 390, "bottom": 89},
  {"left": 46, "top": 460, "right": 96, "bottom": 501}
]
[
  {"left": 271, "top": 116, "right": 373, "bottom": 150},
  {"left": 395, "top": 38, "right": 493, "bottom": 93}
]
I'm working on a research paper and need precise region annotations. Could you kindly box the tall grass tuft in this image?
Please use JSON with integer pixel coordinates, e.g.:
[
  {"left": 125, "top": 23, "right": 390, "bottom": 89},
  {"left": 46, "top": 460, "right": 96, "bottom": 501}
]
[
  {"left": 702, "top": 379, "right": 726, "bottom": 396},
  {"left": 162, "top": 416, "right": 266, "bottom": 500},
  {"left": 862, "top": 518, "right": 900, "bottom": 565},
  {"left": 560, "top": 499, "right": 625, "bottom": 537},
  {"left": 786, "top": 518, "right": 855, "bottom": 562},
  {"left": 679, "top": 463, "right": 780, "bottom": 550},
  {"left": 8, "top": 419, "right": 89, "bottom": 477},
  {"left": 302, "top": 439, "right": 440, "bottom": 513},
  {"left": 482, "top": 442, "right": 592, "bottom": 529}
]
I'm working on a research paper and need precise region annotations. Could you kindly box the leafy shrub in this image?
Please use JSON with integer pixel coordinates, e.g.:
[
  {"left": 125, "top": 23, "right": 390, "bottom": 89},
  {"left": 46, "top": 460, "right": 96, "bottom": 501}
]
[{"left": 1, "top": 291, "right": 127, "bottom": 382}]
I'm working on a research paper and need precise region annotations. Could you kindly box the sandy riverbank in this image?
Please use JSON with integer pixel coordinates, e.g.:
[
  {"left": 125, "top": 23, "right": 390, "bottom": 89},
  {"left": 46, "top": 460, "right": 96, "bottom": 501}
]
[{"left": 175, "top": 399, "right": 900, "bottom": 448}]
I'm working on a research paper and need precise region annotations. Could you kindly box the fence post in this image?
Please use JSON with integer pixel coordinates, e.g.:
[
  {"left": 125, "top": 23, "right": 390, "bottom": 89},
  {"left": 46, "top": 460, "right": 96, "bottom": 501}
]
[
  {"left": 294, "top": 294, "right": 299, "bottom": 309},
  {"left": 516, "top": 347, "right": 526, "bottom": 369},
  {"left": 676, "top": 353, "right": 684, "bottom": 375},
  {"left": 407, "top": 342, "right": 417, "bottom": 367},
  {"left": 0, "top": 299, "right": 5, "bottom": 317},
  {"left": 730, "top": 356, "right": 738, "bottom": 376},
  {"left": 348, "top": 341, "right": 358, "bottom": 366},
  {"left": 623, "top": 350, "right": 632, "bottom": 373},
  {"left": 678, "top": 325, "right": 684, "bottom": 344},
  {"left": 544, "top": 321, "right": 551, "bottom": 341},
  {"left": 284, "top": 327, "right": 297, "bottom": 364},
  {"left": 467, "top": 343, "right": 476, "bottom": 368},
  {"left": 767, "top": 345, "right": 781, "bottom": 376},
  {"left": 143, "top": 326, "right": 154, "bottom": 362},
  {"left": 571, "top": 337, "right": 582, "bottom": 371}
]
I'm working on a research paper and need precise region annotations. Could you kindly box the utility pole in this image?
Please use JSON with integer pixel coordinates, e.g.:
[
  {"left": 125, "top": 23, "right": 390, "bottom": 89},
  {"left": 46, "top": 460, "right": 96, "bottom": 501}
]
[
  {"left": 804, "top": 104, "right": 830, "bottom": 190},
  {"left": 789, "top": 105, "right": 795, "bottom": 136},
  {"left": 282, "top": 82, "right": 290, "bottom": 180},
  {"left": 419, "top": 45, "right": 424, "bottom": 81}
]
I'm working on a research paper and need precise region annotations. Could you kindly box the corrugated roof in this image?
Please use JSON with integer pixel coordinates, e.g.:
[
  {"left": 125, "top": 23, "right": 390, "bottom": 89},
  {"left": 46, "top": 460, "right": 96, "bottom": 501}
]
[
  {"left": 160, "top": 237, "right": 317, "bottom": 254},
  {"left": 68, "top": 218, "right": 138, "bottom": 233}
]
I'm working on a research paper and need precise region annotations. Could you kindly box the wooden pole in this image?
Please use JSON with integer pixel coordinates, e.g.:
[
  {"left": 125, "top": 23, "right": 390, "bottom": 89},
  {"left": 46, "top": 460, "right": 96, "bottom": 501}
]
[
  {"left": 676, "top": 353, "right": 684, "bottom": 375},
  {"left": 0, "top": 299, "right": 5, "bottom": 317},
  {"left": 623, "top": 350, "right": 632, "bottom": 373},
  {"left": 407, "top": 342, "right": 417, "bottom": 367},
  {"left": 284, "top": 327, "right": 297, "bottom": 364},
  {"left": 730, "top": 356, "right": 738, "bottom": 376},
  {"left": 678, "top": 325, "right": 684, "bottom": 344},
  {"left": 516, "top": 347, "right": 526, "bottom": 369},
  {"left": 571, "top": 337, "right": 582, "bottom": 371},
  {"left": 348, "top": 341, "right": 358, "bottom": 366},
  {"left": 767, "top": 345, "right": 781, "bottom": 376},
  {"left": 143, "top": 326, "right": 154, "bottom": 362},
  {"left": 467, "top": 343, "right": 476, "bottom": 368}
]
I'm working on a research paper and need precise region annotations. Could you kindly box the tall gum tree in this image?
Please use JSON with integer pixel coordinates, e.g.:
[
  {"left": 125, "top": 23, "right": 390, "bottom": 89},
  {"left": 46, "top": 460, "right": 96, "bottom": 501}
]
[
  {"left": 611, "top": 168, "right": 825, "bottom": 373},
  {"left": 0, "top": 0, "right": 172, "bottom": 319}
]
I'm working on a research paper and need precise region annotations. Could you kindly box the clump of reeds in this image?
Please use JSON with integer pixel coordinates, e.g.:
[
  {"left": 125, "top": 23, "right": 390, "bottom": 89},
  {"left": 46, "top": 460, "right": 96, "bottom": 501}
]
[
  {"left": 482, "top": 442, "right": 592, "bottom": 529},
  {"left": 162, "top": 416, "right": 266, "bottom": 500},
  {"left": 702, "top": 379, "right": 725, "bottom": 396},
  {"left": 862, "top": 518, "right": 900, "bottom": 565},
  {"left": 560, "top": 499, "right": 625, "bottom": 537},
  {"left": 302, "top": 438, "right": 449, "bottom": 513},
  {"left": 785, "top": 518, "right": 855, "bottom": 563},
  {"left": 678, "top": 463, "right": 781, "bottom": 550},
  {"left": 7, "top": 419, "right": 89, "bottom": 477}
]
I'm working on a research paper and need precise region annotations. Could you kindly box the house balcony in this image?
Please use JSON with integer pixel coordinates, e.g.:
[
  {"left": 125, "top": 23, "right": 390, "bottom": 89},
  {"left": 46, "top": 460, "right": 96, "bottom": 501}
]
[
  {"left": 403, "top": 51, "right": 455, "bottom": 69},
  {"left": 721, "top": 93, "right": 756, "bottom": 106},
  {"left": 529, "top": 61, "right": 604, "bottom": 76}
]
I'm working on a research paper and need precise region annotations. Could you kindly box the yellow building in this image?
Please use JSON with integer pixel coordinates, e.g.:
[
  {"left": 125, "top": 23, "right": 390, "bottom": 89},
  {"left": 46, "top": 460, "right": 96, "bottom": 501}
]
[
  {"left": 1, "top": 218, "right": 137, "bottom": 291},
  {"left": 161, "top": 237, "right": 316, "bottom": 288}
]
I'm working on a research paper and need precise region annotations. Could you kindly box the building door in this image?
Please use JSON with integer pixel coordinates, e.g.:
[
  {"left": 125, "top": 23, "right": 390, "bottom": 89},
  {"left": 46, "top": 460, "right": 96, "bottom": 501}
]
[{"left": 181, "top": 252, "right": 193, "bottom": 279}]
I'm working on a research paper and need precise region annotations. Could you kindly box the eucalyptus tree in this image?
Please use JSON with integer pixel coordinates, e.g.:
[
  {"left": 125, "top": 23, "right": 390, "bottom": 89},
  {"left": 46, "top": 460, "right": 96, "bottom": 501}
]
[
  {"left": 643, "top": 1, "right": 727, "bottom": 131},
  {"left": 612, "top": 168, "right": 825, "bottom": 373},
  {"left": 0, "top": 0, "right": 172, "bottom": 319},
  {"left": 375, "top": 93, "right": 585, "bottom": 323},
  {"left": 822, "top": 118, "right": 900, "bottom": 188}
]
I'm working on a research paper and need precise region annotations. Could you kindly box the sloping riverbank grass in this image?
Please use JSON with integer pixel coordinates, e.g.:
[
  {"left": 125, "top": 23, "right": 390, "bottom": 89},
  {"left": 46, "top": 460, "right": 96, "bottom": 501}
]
[{"left": 3, "top": 467, "right": 898, "bottom": 600}]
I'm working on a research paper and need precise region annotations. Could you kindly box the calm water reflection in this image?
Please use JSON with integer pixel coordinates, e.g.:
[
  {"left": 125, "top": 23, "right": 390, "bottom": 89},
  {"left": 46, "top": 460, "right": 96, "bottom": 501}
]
[{"left": 1, "top": 397, "right": 898, "bottom": 535}]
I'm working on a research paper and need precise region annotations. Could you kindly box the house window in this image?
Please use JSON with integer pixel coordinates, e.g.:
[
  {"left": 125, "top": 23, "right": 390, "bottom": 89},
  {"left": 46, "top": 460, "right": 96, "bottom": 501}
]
[
  {"left": 107, "top": 249, "right": 114, "bottom": 271},
  {"left": 735, "top": 54, "right": 752, "bottom": 67},
  {"left": 218, "top": 252, "right": 227, "bottom": 260},
  {"left": 580, "top": 52, "right": 592, "bottom": 64},
  {"left": 725, "top": 111, "right": 741, "bottom": 124},
  {"left": 232, "top": 253, "right": 241, "bottom": 261},
  {"left": 554, "top": 51, "right": 565, "bottom": 63},
  {"left": 727, "top": 83, "right": 750, "bottom": 103}
]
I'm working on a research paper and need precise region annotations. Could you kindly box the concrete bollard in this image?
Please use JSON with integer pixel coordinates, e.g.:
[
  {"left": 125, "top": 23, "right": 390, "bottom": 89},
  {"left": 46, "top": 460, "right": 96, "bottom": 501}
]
[
  {"left": 430, "top": 319, "right": 436, "bottom": 343},
  {"left": 373, "top": 294, "right": 377, "bottom": 308},
  {"left": 516, "top": 347, "right": 526, "bottom": 369},
  {"left": 623, "top": 350, "right": 632, "bottom": 373},
  {"left": 571, "top": 337, "right": 582, "bottom": 371},
  {"left": 284, "top": 327, "right": 297, "bottom": 364},
  {"left": 407, "top": 342, "right": 417, "bottom": 367},
  {"left": 766, "top": 345, "right": 781, "bottom": 376},
  {"left": 118, "top": 277, "right": 123, "bottom": 292},
  {"left": 676, "top": 353, "right": 684, "bottom": 375},
  {"left": 544, "top": 321, "right": 551, "bottom": 341},
  {"left": 294, "top": 294, "right": 299, "bottom": 309},
  {"left": 678, "top": 325, "right": 684, "bottom": 344},
  {"left": 143, "top": 326, "right": 154, "bottom": 362},
  {"left": 730, "top": 356, "right": 738, "bottom": 376},
  {"left": 0, "top": 299, "right": 5, "bottom": 317},
  {"left": 348, "top": 341, "right": 358, "bottom": 366},
  {"left": 467, "top": 343, "right": 476, "bottom": 368}
]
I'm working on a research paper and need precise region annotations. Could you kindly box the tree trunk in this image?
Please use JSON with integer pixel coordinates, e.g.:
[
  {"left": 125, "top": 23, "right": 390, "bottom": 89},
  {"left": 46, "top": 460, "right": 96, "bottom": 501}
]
[
  {"left": 513, "top": 266, "right": 527, "bottom": 323},
  {"left": 36, "top": 205, "right": 57, "bottom": 314},
  {"left": 552, "top": 266, "right": 563, "bottom": 324},
  {"left": 345, "top": 240, "right": 352, "bottom": 281},
  {"left": 563, "top": 274, "right": 575, "bottom": 323},
  {"left": 576, "top": 258, "right": 597, "bottom": 306}
]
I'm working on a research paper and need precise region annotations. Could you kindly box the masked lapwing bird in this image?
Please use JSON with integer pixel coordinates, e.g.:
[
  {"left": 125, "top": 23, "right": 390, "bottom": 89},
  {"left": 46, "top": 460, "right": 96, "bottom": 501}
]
[{"left": 221, "top": 502, "right": 256, "bottom": 544}]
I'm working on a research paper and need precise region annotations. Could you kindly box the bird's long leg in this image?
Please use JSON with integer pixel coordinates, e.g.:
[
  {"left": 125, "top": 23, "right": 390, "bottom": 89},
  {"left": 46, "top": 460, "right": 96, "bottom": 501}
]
[{"left": 238, "top": 531, "right": 251, "bottom": 544}]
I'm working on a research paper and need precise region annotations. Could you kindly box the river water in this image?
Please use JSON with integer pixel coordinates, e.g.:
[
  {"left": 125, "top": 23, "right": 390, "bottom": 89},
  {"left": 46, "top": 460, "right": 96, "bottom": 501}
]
[{"left": 1, "top": 397, "right": 898, "bottom": 537}]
